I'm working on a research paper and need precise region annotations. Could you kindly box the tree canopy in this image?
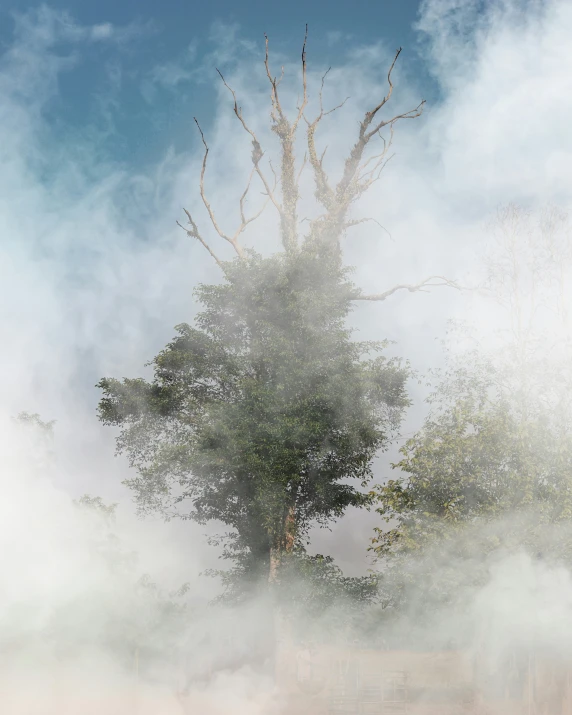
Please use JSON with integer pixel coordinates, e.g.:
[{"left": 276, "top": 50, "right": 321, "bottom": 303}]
[
  {"left": 99, "top": 251, "right": 409, "bottom": 588},
  {"left": 371, "top": 352, "right": 572, "bottom": 558}
]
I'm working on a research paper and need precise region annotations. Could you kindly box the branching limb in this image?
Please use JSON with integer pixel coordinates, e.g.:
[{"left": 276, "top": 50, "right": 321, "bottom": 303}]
[
  {"left": 337, "top": 97, "right": 425, "bottom": 204},
  {"left": 362, "top": 49, "right": 412, "bottom": 140},
  {"left": 177, "top": 210, "right": 225, "bottom": 271},
  {"left": 300, "top": 46, "right": 425, "bottom": 250},
  {"left": 215, "top": 69, "right": 283, "bottom": 219},
  {"left": 263, "top": 28, "right": 310, "bottom": 252},
  {"left": 335, "top": 48, "right": 425, "bottom": 207},
  {"left": 304, "top": 67, "right": 349, "bottom": 212},
  {"left": 358, "top": 127, "right": 392, "bottom": 176},
  {"left": 355, "top": 125, "right": 396, "bottom": 194},
  {"left": 236, "top": 166, "right": 271, "bottom": 240},
  {"left": 355, "top": 276, "right": 464, "bottom": 302},
  {"left": 194, "top": 119, "right": 244, "bottom": 258},
  {"left": 191, "top": 112, "right": 274, "bottom": 261}
]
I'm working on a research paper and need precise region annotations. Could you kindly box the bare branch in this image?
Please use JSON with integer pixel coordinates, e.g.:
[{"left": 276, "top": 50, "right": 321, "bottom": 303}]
[
  {"left": 343, "top": 217, "right": 392, "bottom": 241},
  {"left": 365, "top": 102, "right": 426, "bottom": 157},
  {"left": 362, "top": 47, "right": 402, "bottom": 140},
  {"left": 192, "top": 116, "right": 273, "bottom": 259},
  {"left": 263, "top": 29, "right": 309, "bottom": 252},
  {"left": 304, "top": 67, "right": 349, "bottom": 212},
  {"left": 357, "top": 124, "right": 394, "bottom": 181},
  {"left": 235, "top": 166, "right": 270, "bottom": 239},
  {"left": 194, "top": 119, "right": 244, "bottom": 259},
  {"left": 215, "top": 69, "right": 283, "bottom": 218},
  {"left": 238, "top": 168, "right": 256, "bottom": 226},
  {"left": 177, "top": 211, "right": 225, "bottom": 271},
  {"left": 264, "top": 34, "right": 288, "bottom": 126},
  {"left": 335, "top": 48, "right": 425, "bottom": 208},
  {"left": 298, "top": 47, "right": 424, "bottom": 251},
  {"left": 355, "top": 152, "right": 396, "bottom": 197},
  {"left": 292, "top": 24, "right": 309, "bottom": 134},
  {"left": 355, "top": 276, "right": 464, "bottom": 302}
]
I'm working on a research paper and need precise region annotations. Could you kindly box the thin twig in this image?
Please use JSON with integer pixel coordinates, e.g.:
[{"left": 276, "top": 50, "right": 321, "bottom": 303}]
[
  {"left": 344, "top": 217, "right": 393, "bottom": 241},
  {"left": 291, "top": 25, "right": 309, "bottom": 134},
  {"left": 355, "top": 276, "right": 464, "bottom": 302}
]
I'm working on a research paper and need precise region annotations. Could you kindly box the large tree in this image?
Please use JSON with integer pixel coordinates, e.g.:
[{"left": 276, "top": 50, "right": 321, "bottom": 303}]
[
  {"left": 99, "top": 251, "right": 409, "bottom": 591},
  {"left": 98, "top": 31, "right": 455, "bottom": 593}
]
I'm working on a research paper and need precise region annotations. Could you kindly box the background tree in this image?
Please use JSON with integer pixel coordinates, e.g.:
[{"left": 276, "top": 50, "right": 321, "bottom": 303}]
[
  {"left": 369, "top": 204, "right": 572, "bottom": 621},
  {"left": 4, "top": 415, "right": 193, "bottom": 681},
  {"left": 45, "top": 495, "right": 192, "bottom": 683},
  {"left": 98, "top": 31, "right": 458, "bottom": 597}
]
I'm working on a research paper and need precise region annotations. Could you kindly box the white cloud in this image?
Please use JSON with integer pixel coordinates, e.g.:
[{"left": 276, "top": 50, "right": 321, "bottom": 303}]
[{"left": 91, "top": 22, "right": 113, "bottom": 40}]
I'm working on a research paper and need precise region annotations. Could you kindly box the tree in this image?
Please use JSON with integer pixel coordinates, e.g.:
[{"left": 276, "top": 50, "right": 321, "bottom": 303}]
[
  {"left": 99, "top": 252, "right": 409, "bottom": 592},
  {"left": 371, "top": 352, "right": 572, "bottom": 559},
  {"left": 369, "top": 204, "right": 572, "bottom": 618},
  {"left": 98, "top": 31, "right": 456, "bottom": 594}
]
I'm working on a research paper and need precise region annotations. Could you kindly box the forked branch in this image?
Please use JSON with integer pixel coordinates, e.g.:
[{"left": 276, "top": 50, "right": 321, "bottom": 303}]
[
  {"left": 179, "top": 114, "right": 276, "bottom": 263},
  {"left": 344, "top": 216, "right": 392, "bottom": 240},
  {"left": 176, "top": 209, "right": 225, "bottom": 271},
  {"left": 336, "top": 86, "right": 425, "bottom": 205},
  {"left": 215, "top": 69, "right": 282, "bottom": 219},
  {"left": 305, "top": 67, "right": 349, "bottom": 212},
  {"left": 194, "top": 119, "right": 244, "bottom": 258},
  {"left": 301, "top": 45, "right": 426, "bottom": 248}
]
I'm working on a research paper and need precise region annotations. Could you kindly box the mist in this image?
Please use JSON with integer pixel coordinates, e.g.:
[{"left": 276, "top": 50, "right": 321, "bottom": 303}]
[{"left": 2, "top": 0, "right": 572, "bottom": 712}]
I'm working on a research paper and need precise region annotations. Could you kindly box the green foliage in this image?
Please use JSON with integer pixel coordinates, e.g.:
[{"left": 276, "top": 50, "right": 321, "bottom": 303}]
[
  {"left": 98, "top": 251, "right": 409, "bottom": 585},
  {"left": 369, "top": 347, "right": 572, "bottom": 626},
  {"left": 74, "top": 494, "right": 118, "bottom": 522},
  {"left": 277, "top": 551, "right": 380, "bottom": 642},
  {"left": 12, "top": 411, "right": 56, "bottom": 468},
  {"left": 13, "top": 411, "right": 55, "bottom": 433},
  {"left": 373, "top": 354, "right": 572, "bottom": 558}
]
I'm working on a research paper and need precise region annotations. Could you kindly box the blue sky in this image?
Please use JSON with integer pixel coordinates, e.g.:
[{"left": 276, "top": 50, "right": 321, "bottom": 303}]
[{"left": 0, "top": 0, "right": 427, "bottom": 169}]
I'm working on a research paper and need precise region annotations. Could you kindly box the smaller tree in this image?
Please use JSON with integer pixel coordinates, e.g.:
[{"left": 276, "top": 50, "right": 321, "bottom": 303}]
[
  {"left": 46, "top": 494, "right": 192, "bottom": 681},
  {"left": 371, "top": 352, "right": 572, "bottom": 560},
  {"left": 369, "top": 205, "right": 572, "bottom": 618}
]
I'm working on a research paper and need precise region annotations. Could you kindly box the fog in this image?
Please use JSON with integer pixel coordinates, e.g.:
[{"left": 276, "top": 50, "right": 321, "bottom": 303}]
[{"left": 1, "top": 0, "right": 572, "bottom": 712}]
